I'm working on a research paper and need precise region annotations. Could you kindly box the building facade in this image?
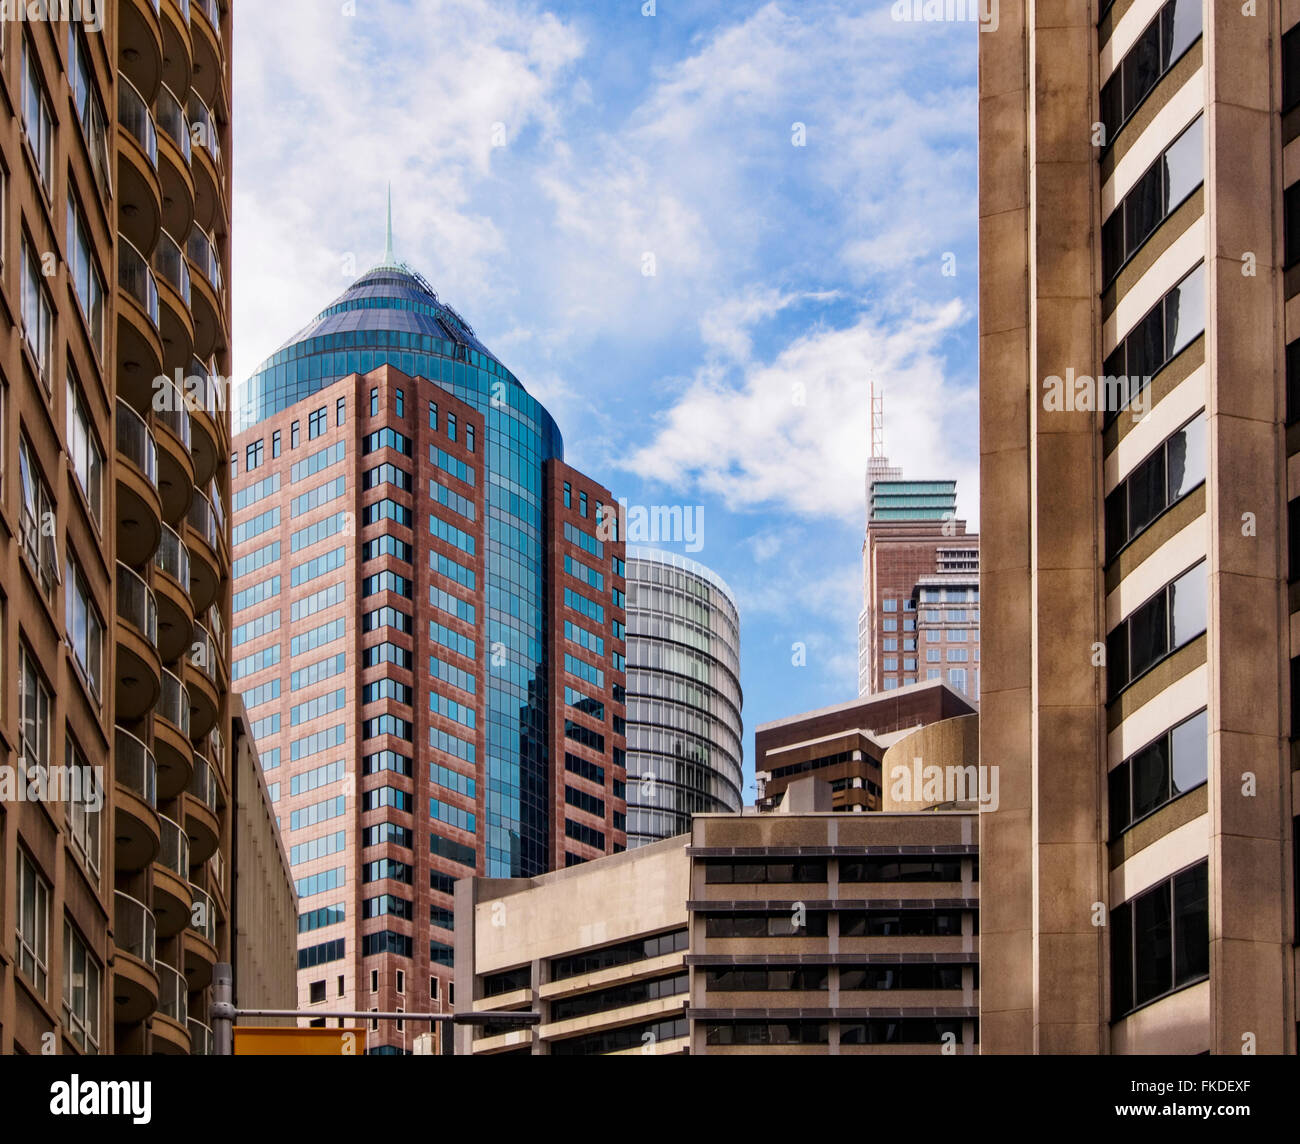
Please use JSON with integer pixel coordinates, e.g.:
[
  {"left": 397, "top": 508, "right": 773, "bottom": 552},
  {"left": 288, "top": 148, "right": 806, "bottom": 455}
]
[
  {"left": 231, "top": 262, "right": 627, "bottom": 1052},
  {"left": 457, "top": 774, "right": 979, "bottom": 1055},
  {"left": 755, "top": 680, "right": 976, "bottom": 812},
  {"left": 0, "top": 0, "right": 235, "bottom": 1055},
  {"left": 230, "top": 700, "right": 297, "bottom": 1026},
  {"left": 858, "top": 478, "right": 981, "bottom": 701},
  {"left": 978, "top": 0, "right": 1296, "bottom": 1052},
  {"left": 623, "top": 547, "right": 743, "bottom": 847}
]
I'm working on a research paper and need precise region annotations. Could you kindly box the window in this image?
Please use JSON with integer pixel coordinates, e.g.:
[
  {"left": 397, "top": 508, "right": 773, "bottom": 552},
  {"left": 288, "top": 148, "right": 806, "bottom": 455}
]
[
  {"left": 21, "top": 237, "right": 54, "bottom": 383},
  {"left": 447, "top": 413, "right": 456, "bottom": 442},
  {"left": 704, "top": 912, "right": 830, "bottom": 938},
  {"left": 337, "top": 396, "right": 346, "bottom": 426},
  {"left": 22, "top": 40, "right": 54, "bottom": 195},
  {"left": 66, "top": 373, "right": 104, "bottom": 525},
  {"left": 705, "top": 860, "right": 827, "bottom": 883},
  {"left": 395, "top": 389, "right": 404, "bottom": 418},
  {"left": 948, "top": 668, "right": 967, "bottom": 693},
  {"left": 64, "top": 736, "right": 100, "bottom": 882},
  {"left": 1111, "top": 860, "right": 1208, "bottom": 1016},
  {"left": 63, "top": 920, "right": 101, "bottom": 1053},
  {"left": 19, "top": 643, "right": 51, "bottom": 771},
  {"left": 246, "top": 439, "right": 264, "bottom": 471},
  {"left": 1105, "top": 413, "right": 1206, "bottom": 559},
  {"left": 291, "top": 420, "right": 300, "bottom": 449},
  {"left": 66, "top": 194, "right": 105, "bottom": 354},
  {"left": 1107, "top": 560, "right": 1207, "bottom": 697},
  {"left": 1109, "top": 709, "right": 1208, "bottom": 836},
  {"left": 1099, "top": 0, "right": 1202, "bottom": 144},
  {"left": 370, "top": 388, "right": 379, "bottom": 417},
  {"left": 308, "top": 406, "right": 328, "bottom": 439},
  {"left": 429, "top": 401, "right": 438, "bottom": 430},
  {"left": 272, "top": 430, "right": 281, "bottom": 458},
  {"left": 309, "top": 980, "right": 327, "bottom": 1004},
  {"left": 65, "top": 554, "right": 104, "bottom": 699},
  {"left": 466, "top": 424, "right": 475, "bottom": 453},
  {"left": 1102, "top": 115, "right": 1203, "bottom": 284},
  {"left": 16, "top": 849, "right": 50, "bottom": 996},
  {"left": 1103, "top": 263, "right": 1205, "bottom": 422}
]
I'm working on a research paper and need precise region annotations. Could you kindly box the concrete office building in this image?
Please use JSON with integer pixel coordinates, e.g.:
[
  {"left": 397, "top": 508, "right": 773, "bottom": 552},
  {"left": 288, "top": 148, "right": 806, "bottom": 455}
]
[
  {"left": 978, "top": 0, "right": 1296, "bottom": 1052},
  {"left": 858, "top": 474, "right": 981, "bottom": 701},
  {"left": 457, "top": 769, "right": 979, "bottom": 1055},
  {"left": 623, "top": 547, "right": 743, "bottom": 847},
  {"left": 231, "top": 249, "right": 627, "bottom": 1051},
  {"left": 0, "top": 1, "right": 238, "bottom": 1055},
  {"left": 230, "top": 700, "right": 297, "bottom": 1027},
  {"left": 755, "top": 679, "right": 976, "bottom": 812}
]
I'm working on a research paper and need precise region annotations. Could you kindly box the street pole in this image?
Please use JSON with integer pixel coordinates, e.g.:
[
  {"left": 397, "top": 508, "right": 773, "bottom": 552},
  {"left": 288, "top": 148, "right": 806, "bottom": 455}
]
[{"left": 212, "top": 963, "right": 235, "bottom": 1056}]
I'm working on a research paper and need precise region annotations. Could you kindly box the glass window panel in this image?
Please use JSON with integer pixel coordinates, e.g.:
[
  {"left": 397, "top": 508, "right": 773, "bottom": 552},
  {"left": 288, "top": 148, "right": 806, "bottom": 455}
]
[
  {"left": 1165, "top": 412, "right": 1206, "bottom": 502},
  {"left": 1169, "top": 561, "right": 1207, "bottom": 648},
  {"left": 1170, "top": 710, "right": 1208, "bottom": 796},
  {"left": 1173, "top": 862, "right": 1209, "bottom": 985},
  {"left": 1131, "top": 738, "right": 1170, "bottom": 820},
  {"left": 1162, "top": 115, "right": 1204, "bottom": 209},
  {"left": 1165, "top": 263, "right": 1205, "bottom": 358},
  {"left": 1128, "top": 591, "right": 1168, "bottom": 680},
  {"left": 1133, "top": 881, "right": 1172, "bottom": 1006}
]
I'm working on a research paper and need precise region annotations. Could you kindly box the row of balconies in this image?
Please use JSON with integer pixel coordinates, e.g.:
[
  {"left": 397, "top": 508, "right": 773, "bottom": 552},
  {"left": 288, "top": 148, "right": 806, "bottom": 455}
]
[
  {"left": 113, "top": 886, "right": 218, "bottom": 1054},
  {"left": 112, "top": 0, "right": 229, "bottom": 1056}
]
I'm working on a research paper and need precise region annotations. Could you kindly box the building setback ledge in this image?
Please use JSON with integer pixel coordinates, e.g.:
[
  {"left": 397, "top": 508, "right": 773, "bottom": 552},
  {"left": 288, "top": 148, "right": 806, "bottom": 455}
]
[
  {"left": 685, "top": 845, "right": 978, "bottom": 858},
  {"left": 685, "top": 952, "right": 980, "bottom": 966},
  {"left": 687, "top": 898, "right": 979, "bottom": 912},
  {"left": 688, "top": 1007, "right": 979, "bottom": 1021}
]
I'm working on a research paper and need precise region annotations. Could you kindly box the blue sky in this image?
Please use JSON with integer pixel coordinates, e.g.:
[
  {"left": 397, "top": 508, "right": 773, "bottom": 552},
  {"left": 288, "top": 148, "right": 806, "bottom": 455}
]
[{"left": 233, "top": 0, "right": 980, "bottom": 801}]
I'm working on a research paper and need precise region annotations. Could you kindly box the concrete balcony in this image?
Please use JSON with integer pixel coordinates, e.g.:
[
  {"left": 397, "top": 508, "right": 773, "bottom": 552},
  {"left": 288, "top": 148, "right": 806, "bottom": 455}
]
[
  {"left": 152, "top": 228, "right": 195, "bottom": 375},
  {"left": 183, "top": 752, "right": 221, "bottom": 864},
  {"left": 154, "top": 668, "right": 194, "bottom": 797},
  {"left": 113, "top": 891, "right": 159, "bottom": 1025},
  {"left": 115, "top": 399, "right": 162, "bottom": 569},
  {"left": 153, "top": 961, "right": 192, "bottom": 1054},
  {"left": 114, "top": 727, "right": 160, "bottom": 872},
  {"left": 154, "top": 814, "right": 193, "bottom": 937},
  {"left": 152, "top": 377, "right": 195, "bottom": 526},
  {"left": 153, "top": 523, "right": 194, "bottom": 663},
  {"left": 115, "top": 562, "right": 161, "bottom": 719},
  {"left": 117, "top": 76, "right": 161, "bottom": 255}
]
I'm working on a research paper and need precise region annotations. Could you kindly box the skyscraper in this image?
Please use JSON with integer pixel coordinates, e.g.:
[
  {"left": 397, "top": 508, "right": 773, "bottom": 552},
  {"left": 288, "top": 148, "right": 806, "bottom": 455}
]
[
  {"left": 623, "top": 547, "right": 743, "bottom": 845},
  {"left": 978, "top": 0, "right": 1295, "bottom": 1052},
  {"left": 858, "top": 474, "right": 980, "bottom": 700},
  {"left": 0, "top": 0, "right": 238, "bottom": 1054},
  {"left": 231, "top": 240, "right": 627, "bottom": 1051}
]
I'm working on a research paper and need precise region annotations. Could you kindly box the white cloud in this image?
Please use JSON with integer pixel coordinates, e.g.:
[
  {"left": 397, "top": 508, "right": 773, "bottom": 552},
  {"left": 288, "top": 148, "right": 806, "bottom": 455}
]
[{"left": 622, "top": 298, "right": 978, "bottom": 525}]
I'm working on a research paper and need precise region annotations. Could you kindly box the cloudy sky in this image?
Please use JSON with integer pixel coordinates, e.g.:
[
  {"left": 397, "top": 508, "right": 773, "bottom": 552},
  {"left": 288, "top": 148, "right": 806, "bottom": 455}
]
[{"left": 233, "top": 0, "right": 980, "bottom": 799}]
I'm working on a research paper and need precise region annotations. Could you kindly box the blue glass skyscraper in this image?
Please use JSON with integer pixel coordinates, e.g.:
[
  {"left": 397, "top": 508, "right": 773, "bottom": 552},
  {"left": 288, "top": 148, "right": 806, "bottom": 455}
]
[{"left": 237, "top": 252, "right": 566, "bottom": 877}]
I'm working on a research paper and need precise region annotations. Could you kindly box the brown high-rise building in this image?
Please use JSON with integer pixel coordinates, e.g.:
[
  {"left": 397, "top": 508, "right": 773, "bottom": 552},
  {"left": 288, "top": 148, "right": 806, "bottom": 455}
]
[
  {"left": 978, "top": 0, "right": 1296, "bottom": 1052},
  {"left": 858, "top": 476, "right": 980, "bottom": 702},
  {"left": 0, "top": 2, "right": 243, "bottom": 1054},
  {"left": 231, "top": 256, "right": 627, "bottom": 1052}
]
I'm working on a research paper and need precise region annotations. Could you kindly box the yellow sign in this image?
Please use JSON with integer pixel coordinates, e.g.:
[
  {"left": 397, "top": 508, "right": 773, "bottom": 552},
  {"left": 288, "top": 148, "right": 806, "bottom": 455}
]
[{"left": 233, "top": 1026, "right": 367, "bottom": 1055}]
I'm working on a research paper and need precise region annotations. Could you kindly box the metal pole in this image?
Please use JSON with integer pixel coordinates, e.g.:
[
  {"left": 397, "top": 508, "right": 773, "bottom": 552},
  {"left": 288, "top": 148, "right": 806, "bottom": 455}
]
[{"left": 211, "top": 964, "right": 235, "bottom": 1056}]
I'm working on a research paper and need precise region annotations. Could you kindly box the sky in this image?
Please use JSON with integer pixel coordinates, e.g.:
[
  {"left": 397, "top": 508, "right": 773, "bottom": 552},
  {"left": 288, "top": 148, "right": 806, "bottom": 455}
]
[{"left": 232, "top": 0, "right": 981, "bottom": 801}]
